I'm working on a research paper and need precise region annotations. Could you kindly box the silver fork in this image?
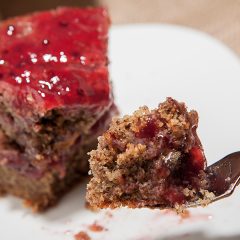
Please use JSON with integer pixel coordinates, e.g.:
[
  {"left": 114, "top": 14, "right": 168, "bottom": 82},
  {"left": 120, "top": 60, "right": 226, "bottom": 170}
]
[
  {"left": 206, "top": 151, "right": 240, "bottom": 202},
  {"left": 188, "top": 151, "right": 240, "bottom": 207}
]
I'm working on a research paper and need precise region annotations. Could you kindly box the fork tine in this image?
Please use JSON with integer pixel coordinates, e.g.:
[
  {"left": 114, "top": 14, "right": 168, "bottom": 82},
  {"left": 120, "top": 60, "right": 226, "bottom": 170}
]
[{"left": 206, "top": 151, "right": 240, "bottom": 197}]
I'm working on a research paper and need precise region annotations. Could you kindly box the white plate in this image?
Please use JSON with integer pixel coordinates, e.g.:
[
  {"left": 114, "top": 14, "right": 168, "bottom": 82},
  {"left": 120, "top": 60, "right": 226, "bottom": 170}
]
[{"left": 1, "top": 24, "right": 240, "bottom": 240}]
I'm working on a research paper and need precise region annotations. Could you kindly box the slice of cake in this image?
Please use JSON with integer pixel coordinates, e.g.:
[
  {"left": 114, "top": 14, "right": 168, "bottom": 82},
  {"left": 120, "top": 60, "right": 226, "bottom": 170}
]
[
  {"left": 87, "top": 98, "right": 210, "bottom": 210},
  {"left": 0, "top": 7, "right": 117, "bottom": 211}
]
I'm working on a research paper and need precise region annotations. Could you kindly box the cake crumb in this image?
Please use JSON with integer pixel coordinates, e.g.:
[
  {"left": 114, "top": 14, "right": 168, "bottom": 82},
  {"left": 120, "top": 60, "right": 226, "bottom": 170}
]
[
  {"left": 105, "top": 211, "right": 113, "bottom": 218},
  {"left": 180, "top": 209, "right": 191, "bottom": 220},
  {"left": 74, "top": 231, "right": 91, "bottom": 240},
  {"left": 198, "top": 189, "right": 215, "bottom": 206},
  {"left": 174, "top": 203, "right": 186, "bottom": 214},
  {"left": 85, "top": 201, "right": 99, "bottom": 212},
  {"left": 88, "top": 222, "right": 105, "bottom": 232}
]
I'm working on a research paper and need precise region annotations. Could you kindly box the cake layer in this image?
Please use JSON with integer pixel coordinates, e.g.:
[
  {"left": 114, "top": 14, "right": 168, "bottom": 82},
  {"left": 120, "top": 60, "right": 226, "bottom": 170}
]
[
  {"left": 0, "top": 159, "right": 83, "bottom": 211},
  {"left": 87, "top": 98, "right": 209, "bottom": 210},
  {"left": 0, "top": 101, "right": 115, "bottom": 155},
  {"left": 0, "top": 128, "right": 94, "bottom": 211},
  {"left": 0, "top": 104, "right": 117, "bottom": 178},
  {"left": 0, "top": 105, "right": 117, "bottom": 211}
]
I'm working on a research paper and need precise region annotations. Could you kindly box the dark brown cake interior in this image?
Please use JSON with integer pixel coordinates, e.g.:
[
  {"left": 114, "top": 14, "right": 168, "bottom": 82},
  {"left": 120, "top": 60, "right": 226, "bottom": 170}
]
[
  {"left": 0, "top": 106, "right": 116, "bottom": 210},
  {"left": 87, "top": 98, "right": 210, "bottom": 209}
]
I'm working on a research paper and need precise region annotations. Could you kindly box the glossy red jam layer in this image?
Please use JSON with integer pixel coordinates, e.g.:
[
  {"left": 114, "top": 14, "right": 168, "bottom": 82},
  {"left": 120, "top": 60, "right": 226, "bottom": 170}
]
[{"left": 0, "top": 7, "right": 111, "bottom": 114}]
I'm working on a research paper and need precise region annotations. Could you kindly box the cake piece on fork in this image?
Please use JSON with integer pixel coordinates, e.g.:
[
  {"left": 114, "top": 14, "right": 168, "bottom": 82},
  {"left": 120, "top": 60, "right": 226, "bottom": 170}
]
[
  {"left": 0, "top": 7, "right": 117, "bottom": 211},
  {"left": 87, "top": 98, "right": 212, "bottom": 210}
]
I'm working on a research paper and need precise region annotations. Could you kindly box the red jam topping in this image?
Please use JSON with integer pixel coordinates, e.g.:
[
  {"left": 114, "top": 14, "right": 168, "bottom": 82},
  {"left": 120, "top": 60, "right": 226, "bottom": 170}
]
[
  {"left": 136, "top": 118, "right": 159, "bottom": 139},
  {"left": 188, "top": 146, "right": 205, "bottom": 173},
  {"left": 164, "top": 187, "right": 185, "bottom": 204},
  {"left": 0, "top": 7, "right": 110, "bottom": 112}
]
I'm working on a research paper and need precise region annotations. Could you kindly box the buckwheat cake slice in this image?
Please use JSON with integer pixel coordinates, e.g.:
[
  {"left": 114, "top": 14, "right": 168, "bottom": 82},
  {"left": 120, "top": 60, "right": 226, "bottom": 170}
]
[
  {"left": 87, "top": 98, "right": 213, "bottom": 210},
  {"left": 0, "top": 7, "right": 117, "bottom": 211}
]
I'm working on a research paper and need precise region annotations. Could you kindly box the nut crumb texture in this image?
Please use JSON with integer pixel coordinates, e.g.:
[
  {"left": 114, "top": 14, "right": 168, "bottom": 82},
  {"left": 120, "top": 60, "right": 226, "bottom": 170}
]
[{"left": 87, "top": 98, "right": 211, "bottom": 210}]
